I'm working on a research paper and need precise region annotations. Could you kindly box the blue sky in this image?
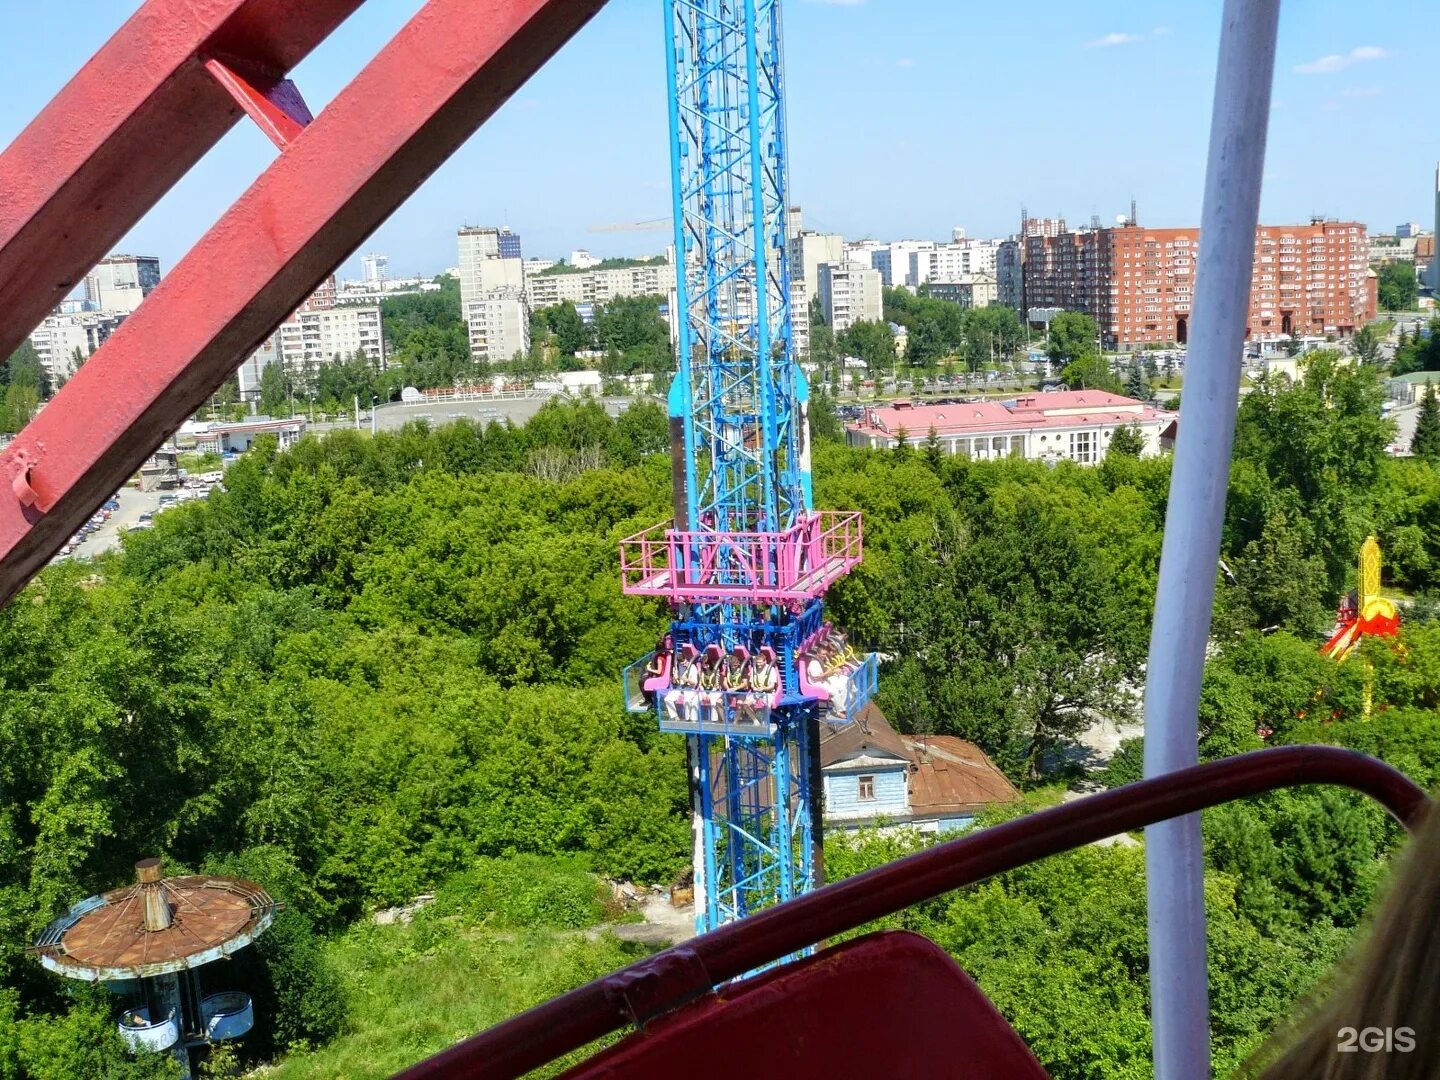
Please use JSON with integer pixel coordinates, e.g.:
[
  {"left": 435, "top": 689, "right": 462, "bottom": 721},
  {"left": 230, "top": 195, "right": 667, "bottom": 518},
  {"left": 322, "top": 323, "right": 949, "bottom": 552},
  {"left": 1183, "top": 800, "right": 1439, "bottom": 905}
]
[{"left": 0, "top": 0, "right": 1434, "bottom": 279}]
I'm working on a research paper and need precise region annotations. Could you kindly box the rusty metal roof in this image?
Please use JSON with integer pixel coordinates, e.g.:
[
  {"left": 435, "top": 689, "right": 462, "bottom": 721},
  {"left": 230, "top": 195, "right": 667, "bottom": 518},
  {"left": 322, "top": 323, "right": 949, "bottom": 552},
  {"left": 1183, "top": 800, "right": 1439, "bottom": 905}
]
[
  {"left": 903, "top": 736, "right": 1021, "bottom": 815},
  {"left": 32, "top": 872, "right": 276, "bottom": 982},
  {"left": 820, "top": 706, "right": 1021, "bottom": 817},
  {"left": 818, "top": 704, "right": 912, "bottom": 768}
]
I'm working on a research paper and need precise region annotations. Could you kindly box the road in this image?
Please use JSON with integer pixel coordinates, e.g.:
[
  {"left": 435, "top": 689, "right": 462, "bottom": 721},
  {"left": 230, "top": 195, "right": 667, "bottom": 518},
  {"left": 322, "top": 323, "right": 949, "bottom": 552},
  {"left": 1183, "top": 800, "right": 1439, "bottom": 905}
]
[
  {"left": 310, "top": 393, "right": 642, "bottom": 435},
  {"left": 1389, "top": 400, "right": 1420, "bottom": 453},
  {"left": 56, "top": 485, "right": 166, "bottom": 562}
]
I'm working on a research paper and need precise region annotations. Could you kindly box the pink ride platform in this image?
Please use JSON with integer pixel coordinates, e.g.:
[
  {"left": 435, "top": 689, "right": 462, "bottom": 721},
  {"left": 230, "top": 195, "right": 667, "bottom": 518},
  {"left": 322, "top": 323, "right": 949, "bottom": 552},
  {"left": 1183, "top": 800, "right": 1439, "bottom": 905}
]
[{"left": 620, "top": 510, "right": 863, "bottom": 604}]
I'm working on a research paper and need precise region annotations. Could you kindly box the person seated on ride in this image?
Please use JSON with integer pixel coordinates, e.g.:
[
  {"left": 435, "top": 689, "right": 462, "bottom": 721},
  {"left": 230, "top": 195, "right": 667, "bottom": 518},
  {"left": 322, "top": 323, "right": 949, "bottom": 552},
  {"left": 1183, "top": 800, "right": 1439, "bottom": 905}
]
[
  {"left": 697, "top": 643, "right": 724, "bottom": 719},
  {"left": 664, "top": 643, "right": 701, "bottom": 724},
  {"left": 724, "top": 644, "right": 756, "bottom": 722},
  {"left": 824, "top": 628, "right": 859, "bottom": 672},
  {"left": 642, "top": 633, "right": 673, "bottom": 705},
  {"left": 806, "top": 643, "right": 851, "bottom": 715},
  {"left": 746, "top": 645, "right": 781, "bottom": 721}
]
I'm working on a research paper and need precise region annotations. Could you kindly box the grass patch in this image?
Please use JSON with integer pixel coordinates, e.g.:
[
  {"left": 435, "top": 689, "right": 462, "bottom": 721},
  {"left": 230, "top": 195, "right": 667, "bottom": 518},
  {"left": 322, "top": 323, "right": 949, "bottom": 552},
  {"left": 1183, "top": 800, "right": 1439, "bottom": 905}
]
[
  {"left": 263, "top": 920, "right": 651, "bottom": 1079},
  {"left": 178, "top": 451, "right": 222, "bottom": 474}
]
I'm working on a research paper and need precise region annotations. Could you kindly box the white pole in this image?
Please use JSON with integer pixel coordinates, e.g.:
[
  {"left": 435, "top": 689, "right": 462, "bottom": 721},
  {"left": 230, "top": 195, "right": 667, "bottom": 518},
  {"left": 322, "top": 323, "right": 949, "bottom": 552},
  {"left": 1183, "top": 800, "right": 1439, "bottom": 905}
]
[
  {"left": 354, "top": 393, "right": 360, "bottom": 430},
  {"left": 1143, "top": 1, "right": 1279, "bottom": 1077}
]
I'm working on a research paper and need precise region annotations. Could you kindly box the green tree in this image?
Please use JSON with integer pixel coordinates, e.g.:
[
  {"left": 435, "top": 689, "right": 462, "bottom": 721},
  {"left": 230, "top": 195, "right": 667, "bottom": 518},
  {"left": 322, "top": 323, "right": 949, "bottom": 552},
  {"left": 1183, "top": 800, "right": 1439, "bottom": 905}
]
[
  {"left": 1350, "top": 323, "right": 1382, "bottom": 365},
  {"left": 258, "top": 361, "right": 291, "bottom": 417},
  {"left": 808, "top": 386, "right": 843, "bottom": 443},
  {"left": 1124, "top": 359, "right": 1152, "bottom": 401},
  {"left": 593, "top": 295, "right": 669, "bottom": 357},
  {"left": 1107, "top": 424, "right": 1146, "bottom": 458},
  {"left": 1061, "top": 353, "right": 1120, "bottom": 393},
  {"left": 1046, "top": 311, "right": 1099, "bottom": 364},
  {"left": 923, "top": 425, "right": 944, "bottom": 471},
  {"left": 541, "top": 301, "right": 594, "bottom": 356},
  {"left": 961, "top": 304, "right": 1024, "bottom": 371},
  {"left": 839, "top": 320, "right": 896, "bottom": 377},
  {"left": 1377, "top": 261, "right": 1418, "bottom": 312},
  {"left": 1412, "top": 381, "right": 1440, "bottom": 462}
]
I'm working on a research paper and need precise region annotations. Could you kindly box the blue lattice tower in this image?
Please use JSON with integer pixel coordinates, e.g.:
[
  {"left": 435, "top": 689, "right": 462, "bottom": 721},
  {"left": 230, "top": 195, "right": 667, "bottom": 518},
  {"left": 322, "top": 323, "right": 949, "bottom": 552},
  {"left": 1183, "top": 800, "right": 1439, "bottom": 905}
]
[{"left": 619, "top": 0, "right": 877, "bottom": 934}]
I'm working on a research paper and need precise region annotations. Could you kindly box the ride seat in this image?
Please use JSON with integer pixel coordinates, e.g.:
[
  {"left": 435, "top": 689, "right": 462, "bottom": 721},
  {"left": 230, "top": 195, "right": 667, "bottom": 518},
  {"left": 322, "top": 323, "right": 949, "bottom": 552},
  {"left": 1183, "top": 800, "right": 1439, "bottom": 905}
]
[
  {"left": 796, "top": 654, "right": 831, "bottom": 701},
  {"left": 559, "top": 930, "right": 1048, "bottom": 1079},
  {"left": 642, "top": 652, "right": 671, "bottom": 694}
]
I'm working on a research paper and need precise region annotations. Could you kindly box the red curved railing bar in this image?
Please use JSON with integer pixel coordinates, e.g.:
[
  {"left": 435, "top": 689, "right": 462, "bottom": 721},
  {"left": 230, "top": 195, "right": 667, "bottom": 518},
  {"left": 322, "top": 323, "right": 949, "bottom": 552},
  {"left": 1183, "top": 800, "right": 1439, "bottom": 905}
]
[{"left": 392, "top": 746, "right": 1429, "bottom": 1080}]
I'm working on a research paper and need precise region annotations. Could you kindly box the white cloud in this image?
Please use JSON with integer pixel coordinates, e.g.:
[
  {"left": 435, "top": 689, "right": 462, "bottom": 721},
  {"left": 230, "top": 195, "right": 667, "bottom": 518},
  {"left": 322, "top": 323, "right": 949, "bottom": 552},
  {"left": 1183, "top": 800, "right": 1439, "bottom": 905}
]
[
  {"left": 1086, "top": 31, "right": 1142, "bottom": 48},
  {"left": 1340, "top": 86, "right": 1383, "bottom": 98},
  {"left": 1152, "top": 26, "right": 1173, "bottom": 36},
  {"left": 895, "top": 57, "right": 915, "bottom": 68},
  {"left": 1295, "top": 45, "right": 1391, "bottom": 74}
]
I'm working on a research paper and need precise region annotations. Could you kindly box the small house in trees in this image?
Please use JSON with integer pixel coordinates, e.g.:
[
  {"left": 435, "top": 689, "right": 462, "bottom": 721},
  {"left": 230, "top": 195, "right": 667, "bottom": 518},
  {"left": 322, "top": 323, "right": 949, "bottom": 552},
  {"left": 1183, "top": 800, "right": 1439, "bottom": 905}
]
[{"left": 820, "top": 705, "right": 1019, "bottom": 835}]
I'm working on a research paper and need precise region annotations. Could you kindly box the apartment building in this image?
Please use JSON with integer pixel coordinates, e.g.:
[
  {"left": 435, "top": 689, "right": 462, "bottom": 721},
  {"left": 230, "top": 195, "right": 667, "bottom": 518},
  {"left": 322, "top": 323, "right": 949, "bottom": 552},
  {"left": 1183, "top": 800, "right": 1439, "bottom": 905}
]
[
  {"left": 872, "top": 241, "right": 935, "bottom": 288},
  {"left": 924, "top": 274, "right": 998, "bottom": 309},
  {"left": 361, "top": 253, "right": 389, "bottom": 284},
  {"left": 997, "top": 239, "right": 1023, "bottom": 308},
  {"left": 84, "top": 254, "right": 161, "bottom": 313},
  {"left": 1023, "top": 218, "right": 1375, "bottom": 349},
  {"left": 458, "top": 226, "right": 524, "bottom": 309},
  {"left": 910, "top": 239, "right": 1001, "bottom": 287},
  {"left": 788, "top": 231, "right": 844, "bottom": 288},
  {"left": 818, "top": 262, "right": 883, "bottom": 333},
  {"left": 524, "top": 260, "right": 676, "bottom": 309},
  {"left": 277, "top": 305, "right": 385, "bottom": 376},
  {"left": 465, "top": 289, "right": 530, "bottom": 363},
  {"left": 29, "top": 312, "right": 125, "bottom": 382}
]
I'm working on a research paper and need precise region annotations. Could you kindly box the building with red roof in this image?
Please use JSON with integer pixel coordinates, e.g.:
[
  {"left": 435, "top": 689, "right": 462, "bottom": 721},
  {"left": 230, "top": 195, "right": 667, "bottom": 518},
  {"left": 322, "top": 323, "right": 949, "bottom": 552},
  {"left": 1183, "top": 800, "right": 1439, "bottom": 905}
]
[{"left": 844, "top": 390, "right": 1173, "bottom": 464}]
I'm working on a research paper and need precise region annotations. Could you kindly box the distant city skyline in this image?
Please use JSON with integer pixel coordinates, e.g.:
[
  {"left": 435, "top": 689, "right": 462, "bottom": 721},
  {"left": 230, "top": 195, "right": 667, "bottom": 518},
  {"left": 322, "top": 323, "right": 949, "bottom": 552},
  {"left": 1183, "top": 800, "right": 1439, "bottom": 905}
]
[{"left": 1, "top": 0, "right": 1435, "bottom": 281}]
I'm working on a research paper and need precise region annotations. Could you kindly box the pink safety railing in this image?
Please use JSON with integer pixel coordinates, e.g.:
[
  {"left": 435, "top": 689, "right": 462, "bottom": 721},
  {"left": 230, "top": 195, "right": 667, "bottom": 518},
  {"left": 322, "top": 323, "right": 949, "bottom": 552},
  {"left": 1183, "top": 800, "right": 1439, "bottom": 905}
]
[{"left": 619, "top": 510, "right": 863, "bottom": 604}]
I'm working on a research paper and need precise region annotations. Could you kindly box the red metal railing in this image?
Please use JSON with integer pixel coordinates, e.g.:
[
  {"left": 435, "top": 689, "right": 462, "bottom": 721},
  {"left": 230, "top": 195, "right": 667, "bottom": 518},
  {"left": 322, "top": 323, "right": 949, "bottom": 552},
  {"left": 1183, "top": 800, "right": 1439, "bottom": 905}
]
[
  {"left": 619, "top": 510, "right": 863, "bottom": 604},
  {"left": 392, "top": 746, "right": 1429, "bottom": 1080},
  {"left": 0, "top": 0, "right": 609, "bottom": 607}
]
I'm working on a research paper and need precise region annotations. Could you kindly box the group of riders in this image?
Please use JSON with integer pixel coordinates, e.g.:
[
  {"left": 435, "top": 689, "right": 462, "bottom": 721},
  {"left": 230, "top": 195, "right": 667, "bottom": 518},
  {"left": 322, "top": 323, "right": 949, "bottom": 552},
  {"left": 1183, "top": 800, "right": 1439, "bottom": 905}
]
[{"left": 645, "top": 626, "right": 863, "bottom": 726}]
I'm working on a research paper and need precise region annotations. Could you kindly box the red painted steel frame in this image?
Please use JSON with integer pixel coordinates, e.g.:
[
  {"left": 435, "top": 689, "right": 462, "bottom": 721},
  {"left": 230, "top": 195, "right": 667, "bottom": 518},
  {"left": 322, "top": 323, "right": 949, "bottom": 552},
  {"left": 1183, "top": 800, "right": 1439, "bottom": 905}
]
[
  {"left": 0, "top": 0, "right": 364, "bottom": 366},
  {"left": 0, "top": 0, "right": 609, "bottom": 605},
  {"left": 392, "top": 746, "right": 1429, "bottom": 1080}
]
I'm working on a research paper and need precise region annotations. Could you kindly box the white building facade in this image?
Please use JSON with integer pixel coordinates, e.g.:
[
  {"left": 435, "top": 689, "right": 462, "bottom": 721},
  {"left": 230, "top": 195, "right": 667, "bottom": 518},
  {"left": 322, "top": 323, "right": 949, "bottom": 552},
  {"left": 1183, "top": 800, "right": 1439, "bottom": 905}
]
[
  {"left": 84, "top": 254, "right": 161, "bottom": 313},
  {"left": 28, "top": 312, "right": 125, "bottom": 383},
  {"left": 845, "top": 392, "right": 1172, "bottom": 463},
  {"left": 818, "top": 262, "right": 883, "bottom": 333},
  {"left": 465, "top": 289, "right": 530, "bottom": 363},
  {"left": 276, "top": 306, "right": 385, "bottom": 377},
  {"left": 788, "top": 231, "right": 844, "bottom": 289}
]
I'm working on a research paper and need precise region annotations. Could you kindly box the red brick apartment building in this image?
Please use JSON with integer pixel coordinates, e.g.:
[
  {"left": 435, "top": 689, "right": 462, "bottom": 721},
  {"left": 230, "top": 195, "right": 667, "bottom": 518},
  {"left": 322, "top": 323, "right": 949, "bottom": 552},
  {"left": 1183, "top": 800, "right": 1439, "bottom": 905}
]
[{"left": 1023, "top": 218, "right": 1377, "bottom": 350}]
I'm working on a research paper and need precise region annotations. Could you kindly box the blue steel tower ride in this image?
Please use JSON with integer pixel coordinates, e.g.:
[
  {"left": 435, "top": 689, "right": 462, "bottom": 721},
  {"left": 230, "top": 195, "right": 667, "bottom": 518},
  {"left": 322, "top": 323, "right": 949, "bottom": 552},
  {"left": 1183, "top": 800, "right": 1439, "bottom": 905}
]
[{"left": 620, "top": 0, "right": 876, "bottom": 934}]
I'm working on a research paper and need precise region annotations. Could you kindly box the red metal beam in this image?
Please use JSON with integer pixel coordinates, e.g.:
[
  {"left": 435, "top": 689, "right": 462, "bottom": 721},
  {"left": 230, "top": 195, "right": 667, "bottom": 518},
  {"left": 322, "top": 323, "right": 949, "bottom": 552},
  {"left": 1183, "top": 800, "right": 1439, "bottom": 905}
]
[
  {"left": 391, "top": 746, "right": 1430, "bottom": 1080},
  {"left": 0, "top": 0, "right": 365, "bottom": 365},
  {"left": 0, "top": 0, "right": 608, "bottom": 604}
]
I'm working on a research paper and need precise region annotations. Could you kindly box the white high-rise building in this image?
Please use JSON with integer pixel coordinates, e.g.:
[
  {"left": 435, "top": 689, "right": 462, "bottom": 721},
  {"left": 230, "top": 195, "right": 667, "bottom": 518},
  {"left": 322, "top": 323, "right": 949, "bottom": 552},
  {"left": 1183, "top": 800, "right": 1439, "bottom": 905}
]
[
  {"left": 466, "top": 289, "right": 530, "bottom": 363},
  {"left": 788, "top": 231, "right": 844, "bottom": 289},
  {"left": 277, "top": 306, "right": 385, "bottom": 379},
  {"left": 818, "top": 262, "right": 882, "bottom": 333},
  {"left": 457, "top": 226, "right": 524, "bottom": 309},
  {"left": 873, "top": 241, "right": 936, "bottom": 288},
  {"left": 29, "top": 312, "right": 125, "bottom": 383},
  {"left": 361, "top": 253, "right": 389, "bottom": 285},
  {"left": 910, "top": 239, "right": 1002, "bottom": 288},
  {"left": 84, "top": 254, "right": 161, "bottom": 313},
  {"left": 525, "top": 259, "right": 676, "bottom": 309}
]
